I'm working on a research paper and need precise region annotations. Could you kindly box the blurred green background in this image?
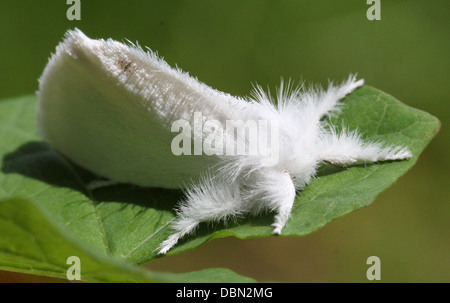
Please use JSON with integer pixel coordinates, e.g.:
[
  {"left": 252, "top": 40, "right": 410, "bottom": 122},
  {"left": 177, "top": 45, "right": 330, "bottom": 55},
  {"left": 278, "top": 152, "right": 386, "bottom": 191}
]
[{"left": 0, "top": 0, "right": 448, "bottom": 282}]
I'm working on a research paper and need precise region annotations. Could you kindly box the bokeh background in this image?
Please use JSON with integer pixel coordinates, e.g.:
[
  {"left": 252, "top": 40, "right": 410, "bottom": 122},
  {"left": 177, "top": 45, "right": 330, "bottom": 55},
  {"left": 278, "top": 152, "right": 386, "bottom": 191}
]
[{"left": 0, "top": 0, "right": 448, "bottom": 282}]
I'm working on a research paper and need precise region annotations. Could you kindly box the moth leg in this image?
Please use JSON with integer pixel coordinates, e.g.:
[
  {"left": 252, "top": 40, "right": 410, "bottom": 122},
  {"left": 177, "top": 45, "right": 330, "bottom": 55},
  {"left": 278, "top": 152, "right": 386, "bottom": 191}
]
[
  {"left": 313, "top": 74, "right": 364, "bottom": 119},
  {"left": 248, "top": 170, "right": 296, "bottom": 235},
  {"left": 269, "top": 171, "right": 297, "bottom": 235},
  {"left": 157, "top": 217, "right": 200, "bottom": 255},
  {"left": 157, "top": 176, "right": 244, "bottom": 254},
  {"left": 318, "top": 129, "right": 412, "bottom": 164}
]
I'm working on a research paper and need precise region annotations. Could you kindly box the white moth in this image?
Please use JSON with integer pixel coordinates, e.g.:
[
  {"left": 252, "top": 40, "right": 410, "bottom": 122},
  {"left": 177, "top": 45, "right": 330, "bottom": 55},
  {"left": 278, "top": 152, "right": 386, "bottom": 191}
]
[{"left": 37, "top": 29, "right": 412, "bottom": 254}]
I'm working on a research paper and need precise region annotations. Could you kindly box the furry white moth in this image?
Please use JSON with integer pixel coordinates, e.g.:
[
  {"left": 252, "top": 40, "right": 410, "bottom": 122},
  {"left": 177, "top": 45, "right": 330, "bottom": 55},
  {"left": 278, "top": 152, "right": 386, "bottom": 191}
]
[{"left": 37, "top": 29, "right": 412, "bottom": 254}]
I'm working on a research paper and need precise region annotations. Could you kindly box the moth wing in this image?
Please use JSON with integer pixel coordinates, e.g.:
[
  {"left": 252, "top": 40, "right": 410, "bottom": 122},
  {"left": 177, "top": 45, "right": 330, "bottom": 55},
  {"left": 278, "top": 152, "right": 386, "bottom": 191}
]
[{"left": 37, "top": 29, "right": 247, "bottom": 188}]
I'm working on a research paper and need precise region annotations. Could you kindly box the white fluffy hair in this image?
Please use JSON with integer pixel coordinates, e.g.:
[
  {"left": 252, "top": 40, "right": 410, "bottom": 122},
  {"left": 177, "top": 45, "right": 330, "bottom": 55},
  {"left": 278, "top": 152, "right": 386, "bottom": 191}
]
[{"left": 158, "top": 75, "right": 412, "bottom": 254}]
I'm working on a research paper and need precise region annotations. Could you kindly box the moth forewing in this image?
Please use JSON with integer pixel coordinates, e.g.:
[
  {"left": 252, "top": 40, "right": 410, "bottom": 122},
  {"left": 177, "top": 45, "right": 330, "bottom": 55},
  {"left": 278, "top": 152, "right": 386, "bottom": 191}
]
[{"left": 37, "top": 29, "right": 245, "bottom": 188}]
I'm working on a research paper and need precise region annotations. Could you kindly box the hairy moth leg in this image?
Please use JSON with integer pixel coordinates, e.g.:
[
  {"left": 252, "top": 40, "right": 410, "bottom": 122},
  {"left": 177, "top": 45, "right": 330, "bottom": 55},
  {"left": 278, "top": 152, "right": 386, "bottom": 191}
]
[
  {"left": 270, "top": 171, "right": 296, "bottom": 235},
  {"left": 317, "top": 128, "right": 412, "bottom": 164},
  {"left": 311, "top": 74, "right": 364, "bottom": 119},
  {"left": 157, "top": 176, "right": 245, "bottom": 254},
  {"left": 157, "top": 217, "right": 199, "bottom": 255},
  {"left": 245, "top": 169, "right": 297, "bottom": 235}
]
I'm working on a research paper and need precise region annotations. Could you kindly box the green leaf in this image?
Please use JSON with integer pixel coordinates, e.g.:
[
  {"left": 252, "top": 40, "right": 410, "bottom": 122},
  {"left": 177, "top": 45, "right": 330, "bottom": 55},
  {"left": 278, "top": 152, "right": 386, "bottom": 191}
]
[
  {"left": 0, "top": 88, "right": 439, "bottom": 281},
  {"left": 0, "top": 196, "right": 254, "bottom": 282}
]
